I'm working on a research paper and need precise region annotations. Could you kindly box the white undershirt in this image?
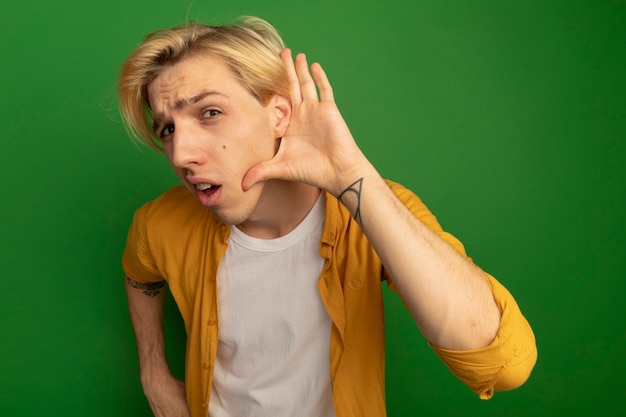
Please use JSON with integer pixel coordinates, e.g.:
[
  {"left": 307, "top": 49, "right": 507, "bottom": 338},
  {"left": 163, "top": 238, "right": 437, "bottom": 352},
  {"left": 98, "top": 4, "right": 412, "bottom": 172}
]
[{"left": 209, "top": 194, "right": 335, "bottom": 417}]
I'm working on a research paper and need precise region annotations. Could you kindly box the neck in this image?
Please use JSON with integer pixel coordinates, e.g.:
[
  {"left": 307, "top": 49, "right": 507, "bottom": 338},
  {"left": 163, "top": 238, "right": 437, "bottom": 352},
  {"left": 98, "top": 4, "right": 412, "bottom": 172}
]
[{"left": 236, "top": 181, "right": 322, "bottom": 239}]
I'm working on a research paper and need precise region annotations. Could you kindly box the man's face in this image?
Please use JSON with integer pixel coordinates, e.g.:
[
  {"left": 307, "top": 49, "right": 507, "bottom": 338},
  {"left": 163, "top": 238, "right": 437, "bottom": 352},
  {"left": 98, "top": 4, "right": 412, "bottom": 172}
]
[{"left": 148, "top": 53, "right": 285, "bottom": 225}]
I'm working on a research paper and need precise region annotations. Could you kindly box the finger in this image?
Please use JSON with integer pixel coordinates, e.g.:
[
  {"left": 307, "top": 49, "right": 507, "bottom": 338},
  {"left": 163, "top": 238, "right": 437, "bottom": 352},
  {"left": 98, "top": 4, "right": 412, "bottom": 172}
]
[
  {"left": 294, "top": 53, "right": 319, "bottom": 101},
  {"left": 242, "top": 158, "right": 290, "bottom": 191},
  {"left": 310, "top": 62, "right": 335, "bottom": 102},
  {"left": 280, "top": 48, "right": 302, "bottom": 105},
  {"left": 241, "top": 162, "right": 267, "bottom": 191}
]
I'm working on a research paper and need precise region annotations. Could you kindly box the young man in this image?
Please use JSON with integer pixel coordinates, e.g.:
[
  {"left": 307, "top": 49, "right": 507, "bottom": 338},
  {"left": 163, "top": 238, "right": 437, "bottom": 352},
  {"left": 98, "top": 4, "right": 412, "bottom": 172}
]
[{"left": 118, "top": 16, "right": 536, "bottom": 417}]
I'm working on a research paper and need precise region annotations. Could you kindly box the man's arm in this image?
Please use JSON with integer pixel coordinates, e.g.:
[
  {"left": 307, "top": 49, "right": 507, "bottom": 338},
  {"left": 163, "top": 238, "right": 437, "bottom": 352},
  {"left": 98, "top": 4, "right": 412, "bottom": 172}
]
[
  {"left": 338, "top": 173, "right": 501, "bottom": 350},
  {"left": 243, "top": 50, "right": 500, "bottom": 350},
  {"left": 125, "top": 276, "right": 190, "bottom": 417}
]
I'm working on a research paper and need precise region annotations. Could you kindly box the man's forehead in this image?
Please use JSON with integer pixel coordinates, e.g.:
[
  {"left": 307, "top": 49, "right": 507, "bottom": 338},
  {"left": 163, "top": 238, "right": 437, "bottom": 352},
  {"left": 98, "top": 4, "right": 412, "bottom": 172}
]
[{"left": 148, "top": 53, "right": 232, "bottom": 99}]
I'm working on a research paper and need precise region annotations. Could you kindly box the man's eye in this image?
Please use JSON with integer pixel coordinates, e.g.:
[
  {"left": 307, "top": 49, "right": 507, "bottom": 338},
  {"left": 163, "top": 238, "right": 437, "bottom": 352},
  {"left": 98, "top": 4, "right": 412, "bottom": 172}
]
[
  {"left": 203, "top": 109, "right": 221, "bottom": 118},
  {"left": 160, "top": 125, "right": 175, "bottom": 139}
]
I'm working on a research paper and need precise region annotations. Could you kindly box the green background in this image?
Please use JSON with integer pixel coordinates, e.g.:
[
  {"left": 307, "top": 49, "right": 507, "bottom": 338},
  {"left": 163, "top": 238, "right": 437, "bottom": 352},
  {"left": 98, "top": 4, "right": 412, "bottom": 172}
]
[{"left": 1, "top": 0, "right": 624, "bottom": 415}]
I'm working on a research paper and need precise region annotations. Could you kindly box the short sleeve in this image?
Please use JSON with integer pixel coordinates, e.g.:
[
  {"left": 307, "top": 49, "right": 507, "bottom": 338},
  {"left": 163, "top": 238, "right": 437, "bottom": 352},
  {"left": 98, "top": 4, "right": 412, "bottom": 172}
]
[
  {"left": 121, "top": 203, "right": 165, "bottom": 284},
  {"left": 430, "top": 274, "right": 537, "bottom": 399},
  {"left": 382, "top": 180, "right": 537, "bottom": 398}
]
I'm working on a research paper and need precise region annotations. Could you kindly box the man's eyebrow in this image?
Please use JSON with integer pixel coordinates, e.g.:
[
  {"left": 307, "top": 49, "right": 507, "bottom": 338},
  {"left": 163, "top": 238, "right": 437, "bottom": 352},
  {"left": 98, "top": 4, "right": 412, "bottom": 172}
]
[
  {"left": 152, "top": 90, "right": 227, "bottom": 133},
  {"left": 174, "top": 90, "right": 225, "bottom": 110}
]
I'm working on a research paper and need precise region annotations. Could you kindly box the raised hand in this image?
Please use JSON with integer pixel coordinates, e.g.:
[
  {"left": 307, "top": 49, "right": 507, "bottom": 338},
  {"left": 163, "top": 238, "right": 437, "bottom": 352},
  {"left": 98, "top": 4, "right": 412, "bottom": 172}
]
[{"left": 242, "top": 49, "right": 373, "bottom": 197}]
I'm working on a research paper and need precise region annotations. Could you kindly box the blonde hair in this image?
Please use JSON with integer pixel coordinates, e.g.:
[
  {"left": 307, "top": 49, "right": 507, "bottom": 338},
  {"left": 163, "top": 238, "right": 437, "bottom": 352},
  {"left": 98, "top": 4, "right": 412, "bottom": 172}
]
[{"left": 118, "top": 16, "right": 289, "bottom": 150}]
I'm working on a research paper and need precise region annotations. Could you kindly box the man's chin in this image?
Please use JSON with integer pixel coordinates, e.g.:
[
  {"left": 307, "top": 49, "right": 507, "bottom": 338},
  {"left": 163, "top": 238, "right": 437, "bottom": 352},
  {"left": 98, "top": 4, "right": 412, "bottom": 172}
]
[{"left": 208, "top": 207, "right": 247, "bottom": 227}]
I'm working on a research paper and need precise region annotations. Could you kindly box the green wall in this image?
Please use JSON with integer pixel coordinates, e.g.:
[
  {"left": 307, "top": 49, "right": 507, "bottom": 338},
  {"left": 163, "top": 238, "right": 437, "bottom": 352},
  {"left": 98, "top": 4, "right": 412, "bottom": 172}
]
[{"left": 1, "top": 0, "right": 624, "bottom": 415}]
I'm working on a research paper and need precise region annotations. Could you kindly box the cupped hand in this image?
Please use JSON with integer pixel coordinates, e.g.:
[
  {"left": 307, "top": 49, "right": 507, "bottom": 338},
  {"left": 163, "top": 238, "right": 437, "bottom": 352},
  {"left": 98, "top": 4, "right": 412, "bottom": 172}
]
[{"left": 243, "top": 49, "right": 370, "bottom": 197}]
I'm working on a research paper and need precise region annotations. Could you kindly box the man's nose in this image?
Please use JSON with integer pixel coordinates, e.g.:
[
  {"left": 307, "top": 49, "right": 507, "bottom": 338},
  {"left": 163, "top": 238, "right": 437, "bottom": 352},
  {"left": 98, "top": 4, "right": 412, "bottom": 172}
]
[{"left": 171, "top": 126, "right": 206, "bottom": 168}]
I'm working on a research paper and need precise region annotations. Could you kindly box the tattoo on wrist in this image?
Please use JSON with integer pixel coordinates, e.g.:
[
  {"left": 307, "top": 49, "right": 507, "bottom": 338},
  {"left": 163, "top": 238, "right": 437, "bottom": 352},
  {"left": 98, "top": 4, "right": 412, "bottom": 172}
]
[
  {"left": 126, "top": 277, "right": 165, "bottom": 297},
  {"left": 338, "top": 177, "right": 363, "bottom": 226}
]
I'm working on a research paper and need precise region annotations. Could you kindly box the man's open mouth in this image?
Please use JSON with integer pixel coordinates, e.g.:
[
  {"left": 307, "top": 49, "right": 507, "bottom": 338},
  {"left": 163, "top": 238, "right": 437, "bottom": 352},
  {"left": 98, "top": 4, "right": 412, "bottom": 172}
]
[
  {"left": 196, "top": 183, "right": 222, "bottom": 194},
  {"left": 196, "top": 183, "right": 216, "bottom": 191}
]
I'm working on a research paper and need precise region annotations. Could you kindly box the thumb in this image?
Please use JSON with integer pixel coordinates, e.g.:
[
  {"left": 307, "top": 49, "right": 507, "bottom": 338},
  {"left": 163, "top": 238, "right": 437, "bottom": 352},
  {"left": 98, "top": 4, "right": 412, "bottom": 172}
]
[{"left": 242, "top": 159, "right": 290, "bottom": 191}]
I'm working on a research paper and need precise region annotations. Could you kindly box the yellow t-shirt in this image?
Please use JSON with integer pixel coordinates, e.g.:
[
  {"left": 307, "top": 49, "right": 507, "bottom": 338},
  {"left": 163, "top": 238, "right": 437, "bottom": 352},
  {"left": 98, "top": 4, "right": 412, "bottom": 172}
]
[{"left": 122, "top": 181, "right": 537, "bottom": 417}]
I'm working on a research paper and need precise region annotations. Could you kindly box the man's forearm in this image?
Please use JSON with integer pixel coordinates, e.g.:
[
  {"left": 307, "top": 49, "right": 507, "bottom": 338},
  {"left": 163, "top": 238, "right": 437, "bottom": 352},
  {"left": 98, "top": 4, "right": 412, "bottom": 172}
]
[
  {"left": 337, "top": 166, "right": 501, "bottom": 351},
  {"left": 125, "top": 277, "right": 171, "bottom": 384}
]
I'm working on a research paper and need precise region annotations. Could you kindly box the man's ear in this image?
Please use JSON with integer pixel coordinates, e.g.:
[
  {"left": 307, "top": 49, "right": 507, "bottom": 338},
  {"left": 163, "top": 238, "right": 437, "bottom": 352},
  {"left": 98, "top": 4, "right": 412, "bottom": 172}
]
[{"left": 270, "top": 94, "right": 292, "bottom": 138}]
